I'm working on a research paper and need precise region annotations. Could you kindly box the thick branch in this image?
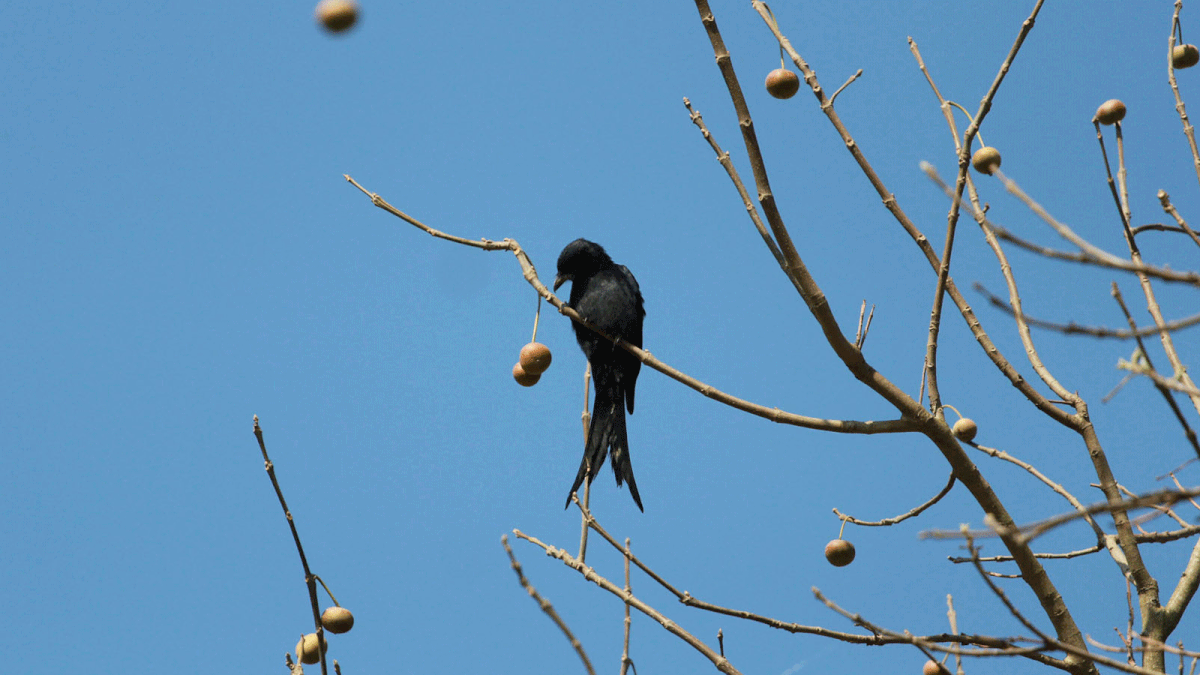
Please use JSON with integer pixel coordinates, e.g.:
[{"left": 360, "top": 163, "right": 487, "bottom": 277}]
[{"left": 742, "top": 5, "right": 1093, "bottom": 665}]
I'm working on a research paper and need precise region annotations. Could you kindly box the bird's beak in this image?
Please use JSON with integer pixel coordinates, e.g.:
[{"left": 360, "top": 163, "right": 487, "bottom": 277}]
[{"left": 553, "top": 273, "right": 570, "bottom": 291}]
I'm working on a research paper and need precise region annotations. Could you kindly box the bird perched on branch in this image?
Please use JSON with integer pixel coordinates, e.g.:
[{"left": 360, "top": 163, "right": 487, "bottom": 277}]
[{"left": 554, "top": 239, "right": 646, "bottom": 511}]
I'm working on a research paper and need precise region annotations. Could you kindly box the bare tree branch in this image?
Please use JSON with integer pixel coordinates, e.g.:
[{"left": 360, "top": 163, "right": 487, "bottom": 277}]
[
  {"left": 1110, "top": 284, "right": 1200, "bottom": 460},
  {"left": 253, "top": 417, "right": 330, "bottom": 675},
  {"left": 724, "top": 3, "right": 1098, "bottom": 665},
  {"left": 513, "top": 528, "right": 742, "bottom": 675},
  {"left": 811, "top": 588, "right": 1068, "bottom": 667},
  {"left": 1169, "top": 0, "right": 1200, "bottom": 189},
  {"left": 682, "top": 97, "right": 785, "bottom": 272},
  {"left": 971, "top": 282, "right": 1200, "bottom": 340},
  {"left": 832, "top": 473, "right": 955, "bottom": 526},
  {"left": 1156, "top": 190, "right": 1200, "bottom": 250},
  {"left": 922, "top": 164, "right": 1200, "bottom": 287},
  {"left": 962, "top": 533, "right": 1170, "bottom": 675},
  {"left": 923, "top": 488, "right": 1200, "bottom": 544},
  {"left": 344, "top": 175, "right": 915, "bottom": 436},
  {"left": 501, "top": 535, "right": 596, "bottom": 675}
]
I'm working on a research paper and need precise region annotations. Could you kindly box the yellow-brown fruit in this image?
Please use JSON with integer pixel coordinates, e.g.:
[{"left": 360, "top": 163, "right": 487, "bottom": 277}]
[
  {"left": 923, "top": 660, "right": 947, "bottom": 675},
  {"left": 518, "top": 342, "right": 553, "bottom": 375},
  {"left": 296, "top": 633, "right": 328, "bottom": 665},
  {"left": 765, "top": 68, "right": 801, "bottom": 99},
  {"left": 1096, "top": 99, "right": 1126, "bottom": 125},
  {"left": 824, "top": 539, "right": 856, "bottom": 567},
  {"left": 1174, "top": 44, "right": 1200, "bottom": 69},
  {"left": 321, "top": 606, "right": 355, "bottom": 634},
  {"left": 315, "top": 0, "right": 359, "bottom": 33},
  {"left": 971, "top": 146, "right": 1002, "bottom": 175},
  {"left": 512, "top": 362, "right": 540, "bottom": 387},
  {"left": 952, "top": 418, "right": 978, "bottom": 442}
]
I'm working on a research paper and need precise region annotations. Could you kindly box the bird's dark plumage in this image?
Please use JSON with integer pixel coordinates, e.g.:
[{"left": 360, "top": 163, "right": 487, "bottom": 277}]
[{"left": 554, "top": 239, "right": 645, "bottom": 511}]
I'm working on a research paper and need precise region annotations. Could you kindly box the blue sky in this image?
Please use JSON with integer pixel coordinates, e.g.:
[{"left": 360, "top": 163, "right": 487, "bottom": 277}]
[{"left": 4, "top": 1, "right": 1200, "bottom": 674}]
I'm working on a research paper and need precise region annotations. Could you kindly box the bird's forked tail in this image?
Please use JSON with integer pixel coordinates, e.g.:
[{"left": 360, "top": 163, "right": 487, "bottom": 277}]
[{"left": 565, "top": 383, "right": 643, "bottom": 511}]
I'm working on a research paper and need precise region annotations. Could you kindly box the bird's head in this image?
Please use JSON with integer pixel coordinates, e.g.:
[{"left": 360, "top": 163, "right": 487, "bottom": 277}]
[{"left": 554, "top": 238, "right": 613, "bottom": 290}]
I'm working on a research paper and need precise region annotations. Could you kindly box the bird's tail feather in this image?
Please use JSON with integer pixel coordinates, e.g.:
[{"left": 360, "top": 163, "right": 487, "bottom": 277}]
[
  {"left": 565, "top": 382, "right": 643, "bottom": 511},
  {"left": 609, "top": 407, "right": 643, "bottom": 511}
]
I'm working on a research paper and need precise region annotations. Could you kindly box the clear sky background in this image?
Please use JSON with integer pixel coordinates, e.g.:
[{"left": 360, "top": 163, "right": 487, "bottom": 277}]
[{"left": 4, "top": 2, "right": 1200, "bottom": 674}]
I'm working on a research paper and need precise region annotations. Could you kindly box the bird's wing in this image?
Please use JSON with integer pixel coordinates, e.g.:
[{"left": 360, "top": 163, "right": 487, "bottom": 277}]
[{"left": 617, "top": 265, "right": 645, "bottom": 347}]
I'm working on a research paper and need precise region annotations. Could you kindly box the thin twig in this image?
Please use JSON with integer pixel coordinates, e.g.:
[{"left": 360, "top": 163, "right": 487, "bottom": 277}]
[
  {"left": 621, "top": 538, "right": 633, "bottom": 675},
  {"left": 1166, "top": 472, "right": 1200, "bottom": 510},
  {"left": 810, "top": 588, "right": 1064, "bottom": 664},
  {"left": 1111, "top": 284, "right": 1200, "bottom": 459},
  {"left": 969, "top": 441, "right": 1105, "bottom": 540},
  {"left": 832, "top": 473, "right": 954, "bottom": 526},
  {"left": 968, "top": 169, "right": 1078, "bottom": 404},
  {"left": 1121, "top": 363, "right": 1200, "bottom": 397},
  {"left": 1126, "top": 577, "right": 1138, "bottom": 665},
  {"left": 948, "top": 525, "right": 1200, "bottom": 564},
  {"left": 1117, "top": 482, "right": 1184, "bottom": 529},
  {"left": 860, "top": 304, "right": 875, "bottom": 350},
  {"left": 1130, "top": 223, "right": 1198, "bottom": 237},
  {"left": 855, "top": 300, "right": 866, "bottom": 349},
  {"left": 922, "top": 166, "right": 1200, "bottom": 287},
  {"left": 829, "top": 69, "right": 863, "bottom": 106},
  {"left": 501, "top": 535, "right": 596, "bottom": 675},
  {"left": 923, "top": 488, "right": 1200, "bottom": 543},
  {"left": 947, "top": 595, "right": 963, "bottom": 675},
  {"left": 1135, "top": 634, "right": 1200, "bottom": 659},
  {"left": 972, "top": 282, "right": 1200, "bottom": 339},
  {"left": 949, "top": 546, "right": 1102, "bottom": 564},
  {"left": 1169, "top": 1, "right": 1200, "bottom": 189},
  {"left": 683, "top": 98, "right": 785, "bottom": 272},
  {"left": 253, "top": 417, "right": 329, "bottom": 675},
  {"left": 579, "top": 363, "right": 592, "bottom": 562},
  {"left": 1157, "top": 190, "right": 1200, "bottom": 249},
  {"left": 572, "top": 495, "right": 685, "bottom": 598}
]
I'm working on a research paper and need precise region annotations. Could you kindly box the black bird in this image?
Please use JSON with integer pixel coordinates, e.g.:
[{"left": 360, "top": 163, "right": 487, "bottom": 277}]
[{"left": 554, "top": 239, "right": 646, "bottom": 511}]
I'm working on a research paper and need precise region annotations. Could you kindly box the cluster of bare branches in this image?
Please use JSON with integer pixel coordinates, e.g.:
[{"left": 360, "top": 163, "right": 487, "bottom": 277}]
[{"left": 331, "top": 1, "right": 1200, "bottom": 674}]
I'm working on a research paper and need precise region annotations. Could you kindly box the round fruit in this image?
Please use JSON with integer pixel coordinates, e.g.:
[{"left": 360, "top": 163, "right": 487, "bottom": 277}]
[
  {"left": 824, "top": 539, "right": 856, "bottom": 567},
  {"left": 512, "top": 363, "right": 540, "bottom": 387},
  {"left": 321, "top": 606, "right": 355, "bottom": 634},
  {"left": 315, "top": 0, "right": 359, "bottom": 33},
  {"left": 1096, "top": 99, "right": 1126, "bottom": 125},
  {"left": 923, "top": 660, "right": 947, "bottom": 675},
  {"left": 296, "top": 633, "right": 327, "bottom": 665},
  {"left": 952, "top": 418, "right": 978, "bottom": 442},
  {"left": 518, "top": 342, "right": 553, "bottom": 375},
  {"left": 765, "top": 68, "right": 801, "bottom": 99},
  {"left": 970, "top": 146, "right": 1002, "bottom": 175},
  {"left": 1174, "top": 44, "right": 1200, "bottom": 69}
]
